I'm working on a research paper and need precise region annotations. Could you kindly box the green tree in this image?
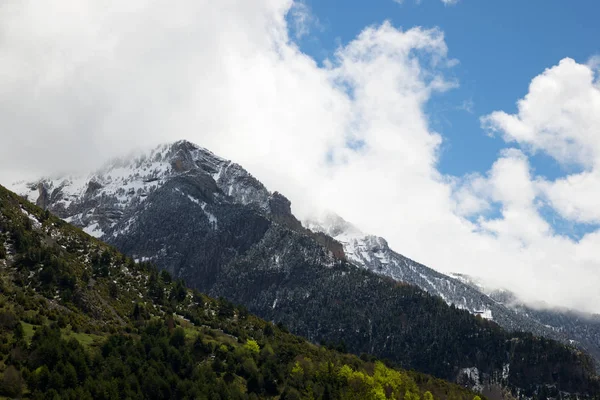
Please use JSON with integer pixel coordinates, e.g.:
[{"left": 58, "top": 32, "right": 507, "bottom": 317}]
[
  {"left": 108, "top": 281, "right": 119, "bottom": 298},
  {"left": 160, "top": 270, "right": 172, "bottom": 284},
  {"left": 170, "top": 279, "right": 187, "bottom": 303},
  {"left": 14, "top": 321, "right": 25, "bottom": 341},
  {"left": 1, "top": 365, "right": 23, "bottom": 398},
  {"left": 244, "top": 339, "right": 260, "bottom": 355},
  {"left": 170, "top": 327, "right": 186, "bottom": 348}
]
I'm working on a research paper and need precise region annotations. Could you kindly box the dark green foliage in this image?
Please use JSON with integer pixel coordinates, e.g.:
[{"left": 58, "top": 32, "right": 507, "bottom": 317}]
[
  {"left": 203, "top": 225, "right": 600, "bottom": 396},
  {"left": 160, "top": 269, "right": 172, "bottom": 284},
  {"left": 1, "top": 365, "right": 23, "bottom": 398},
  {"left": 218, "top": 296, "right": 236, "bottom": 319},
  {"left": 3, "top": 311, "right": 483, "bottom": 400},
  {"left": 108, "top": 280, "right": 119, "bottom": 298},
  {"left": 14, "top": 321, "right": 24, "bottom": 341},
  {"left": 170, "top": 279, "right": 187, "bottom": 303},
  {"left": 0, "top": 184, "right": 484, "bottom": 400}
]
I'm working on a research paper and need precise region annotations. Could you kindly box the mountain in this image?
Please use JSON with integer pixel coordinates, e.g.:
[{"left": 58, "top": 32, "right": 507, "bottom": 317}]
[
  {"left": 0, "top": 183, "right": 483, "bottom": 400},
  {"left": 304, "top": 215, "right": 598, "bottom": 357},
  {"left": 11, "top": 140, "right": 600, "bottom": 397}
]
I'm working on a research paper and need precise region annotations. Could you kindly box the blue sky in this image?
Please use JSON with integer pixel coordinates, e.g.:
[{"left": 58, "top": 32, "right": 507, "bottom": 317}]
[{"left": 295, "top": 0, "right": 600, "bottom": 178}]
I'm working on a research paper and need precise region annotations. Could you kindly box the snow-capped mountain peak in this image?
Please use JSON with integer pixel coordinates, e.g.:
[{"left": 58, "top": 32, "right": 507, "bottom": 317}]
[{"left": 12, "top": 140, "right": 271, "bottom": 238}]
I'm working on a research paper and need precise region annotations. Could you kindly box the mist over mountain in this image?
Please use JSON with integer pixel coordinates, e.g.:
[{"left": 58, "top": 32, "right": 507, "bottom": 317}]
[
  {"left": 2, "top": 2, "right": 600, "bottom": 399},
  {"left": 2, "top": 2, "right": 600, "bottom": 318}
]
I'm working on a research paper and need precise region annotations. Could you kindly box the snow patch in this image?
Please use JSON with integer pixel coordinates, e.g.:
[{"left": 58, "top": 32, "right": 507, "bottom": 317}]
[
  {"left": 186, "top": 195, "right": 201, "bottom": 205},
  {"left": 459, "top": 367, "right": 483, "bottom": 392},
  {"left": 200, "top": 203, "right": 218, "bottom": 229},
  {"left": 502, "top": 363, "right": 510, "bottom": 380},
  {"left": 20, "top": 207, "right": 41, "bottom": 229},
  {"left": 83, "top": 223, "right": 104, "bottom": 238},
  {"left": 474, "top": 309, "right": 493, "bottom": 320}
]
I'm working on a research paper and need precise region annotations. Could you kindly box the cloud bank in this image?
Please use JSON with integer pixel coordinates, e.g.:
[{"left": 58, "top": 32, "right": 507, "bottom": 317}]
[{"left": 0, "top": 1, "right": 598, "bottom": 313}]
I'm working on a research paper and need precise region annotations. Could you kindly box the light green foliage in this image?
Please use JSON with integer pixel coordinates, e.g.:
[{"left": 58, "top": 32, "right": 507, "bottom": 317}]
[
  {"left": 291, "top": 361, "right": 304, "bottom": 377},
  {"left": 331, "top": 362, "right": 422, "bottom": 400},
  {"left": 244, "top": 338, "right": 260, "bottom": 355}
]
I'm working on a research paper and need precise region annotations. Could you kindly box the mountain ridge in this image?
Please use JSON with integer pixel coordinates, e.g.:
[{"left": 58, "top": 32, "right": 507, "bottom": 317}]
[
  {"left": 10, "top": 140, "right": 600, "bottom": 397},
  {"left": 305, "top": 212, "right": 600, "bottom": 368}
]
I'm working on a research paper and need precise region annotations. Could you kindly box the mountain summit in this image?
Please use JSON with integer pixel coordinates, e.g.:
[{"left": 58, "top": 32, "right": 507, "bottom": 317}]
[{"left": 15, "top": 140, "right": 271, "bottom": 236}]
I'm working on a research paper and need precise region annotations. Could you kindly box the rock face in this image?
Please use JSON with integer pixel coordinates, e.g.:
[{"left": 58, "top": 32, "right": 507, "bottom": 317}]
[{"left": 11, "top": 140, "right": 600, "bottom": 397}]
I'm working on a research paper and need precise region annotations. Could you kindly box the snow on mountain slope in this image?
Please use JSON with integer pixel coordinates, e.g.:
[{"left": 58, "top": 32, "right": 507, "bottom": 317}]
[
  {"left": 303, "top": 213, "right": 591, "bottom": 346},
  {"left": 306, "top": 214, "right": 498, "bottom": 317},
  {"left": 306, "top": 213, "right": 600, "bottom": 366},
  {"left": 12, "top": 140, "right": 271, "bottom": 238}
]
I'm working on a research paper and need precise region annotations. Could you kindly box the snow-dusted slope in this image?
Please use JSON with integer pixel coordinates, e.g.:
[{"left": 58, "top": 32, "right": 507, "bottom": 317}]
[
  {"left": 306, "top": 213, "right": 600, "bottom": 366},
  {"left": 454, "top": 274, "right": 600, "bottom": 366},
  {"left": 12, "top": 140, "right": 271, "bottom": 239},
  {"left": 306, "top": 214, "right": 497, "bottom": 316},
  {"left": 304, "top": 214, "right": 580, "bottom": 338}
]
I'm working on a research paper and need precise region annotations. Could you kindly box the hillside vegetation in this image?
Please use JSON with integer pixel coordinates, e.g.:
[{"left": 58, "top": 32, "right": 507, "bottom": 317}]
[{"left": 0, "top": 184, "right": 482, "bottom": 399}]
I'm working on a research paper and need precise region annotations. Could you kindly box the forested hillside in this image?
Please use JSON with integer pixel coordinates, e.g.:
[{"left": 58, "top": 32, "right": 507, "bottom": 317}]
[{"left": 0, "top": 184, "right": 482, "bottom": 399}]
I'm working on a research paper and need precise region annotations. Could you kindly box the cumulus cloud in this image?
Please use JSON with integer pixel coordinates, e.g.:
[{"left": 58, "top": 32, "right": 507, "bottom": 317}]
[
  {"left": 482, "top": 59, "right": 600, "bottom": 223},
  {"left": 482, "top": 58, "right": 600, "bottom": 169},
  {"left": 0, "top": 1, "right": 599, "bottom": 313},
  {"left": 473, "top": 58, "right": 600, "bottom": 311}
]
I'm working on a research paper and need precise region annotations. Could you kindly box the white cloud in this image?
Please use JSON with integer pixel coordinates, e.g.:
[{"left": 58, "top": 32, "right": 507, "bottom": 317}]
[
  {"left": 482, "top": 58, "right": 600, "bottom": 169},
  {"left": 0, "top": 2, "right": 599, "bottom": 313},
  {"left": 288, "top": 1, "right": 315, "bottom": 39},
  {"left": 481, "top": 58, "right": 600, "bottom": 225},
  {"left": 539, "top": 172, "right": 600, "bottom": 224},
  {"left": 471, "top": 59, "right": 600, "bottom": 311}
]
